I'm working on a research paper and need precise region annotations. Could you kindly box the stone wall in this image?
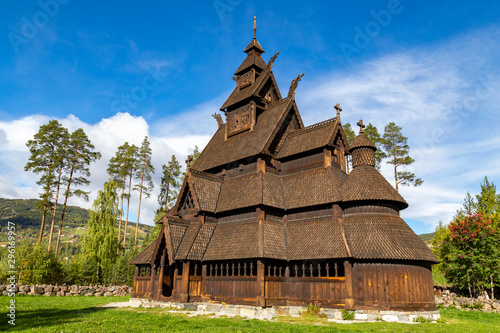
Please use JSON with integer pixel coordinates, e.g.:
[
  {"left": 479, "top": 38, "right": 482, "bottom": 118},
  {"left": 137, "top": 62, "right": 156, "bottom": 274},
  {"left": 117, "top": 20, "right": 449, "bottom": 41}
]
[
  {"left": 435, "top": 290, "right": 500, "bottom": 312},
  {"left": 1, "top": 284, "right": 132, "bottom": 297}
]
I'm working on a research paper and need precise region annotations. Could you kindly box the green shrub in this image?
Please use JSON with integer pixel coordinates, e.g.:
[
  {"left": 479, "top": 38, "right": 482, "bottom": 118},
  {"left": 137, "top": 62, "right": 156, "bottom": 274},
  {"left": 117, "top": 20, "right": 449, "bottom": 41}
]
[
  {"left": 461, "top": 302, "right": 483, "bottom": 310},
  {"left": 413, "top": 316, "right": 430, "bottom": 323},
  {"left": 341, "top": 309, "right": 354, "bottom": 320},
  {"left": 19, "top": 243, "right": 64, "bottom": 285},
  {"left": 300, "top": 302, "right": 327, "bottom": 318}
]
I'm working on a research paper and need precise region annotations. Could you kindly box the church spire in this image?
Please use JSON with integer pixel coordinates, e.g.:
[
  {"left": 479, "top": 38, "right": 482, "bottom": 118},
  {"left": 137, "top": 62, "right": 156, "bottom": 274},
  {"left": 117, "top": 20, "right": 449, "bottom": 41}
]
[
  {"left": 243, "top": 16, "right": 265, "bottom": 54},
  {"left": 253, "top": 16, "right": 257, "bottom": 39}
]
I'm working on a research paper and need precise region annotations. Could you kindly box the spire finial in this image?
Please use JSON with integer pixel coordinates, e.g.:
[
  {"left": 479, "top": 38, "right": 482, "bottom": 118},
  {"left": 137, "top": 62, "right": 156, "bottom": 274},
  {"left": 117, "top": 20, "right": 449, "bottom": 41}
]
[
  {"left": 334, "top": 103, "right": 342, "bottom": 119},
  {"left": 357, "top": 119, "right": 365, "bottom": 134},
  {"left": 185, "top": 155, "right": 193, "bottom": 171},
  {"left": 253, "top": 16, "right": 257, "bottom": 39},
  {"left": 287, "top": 72, "right": 305, "bottom": 98}
]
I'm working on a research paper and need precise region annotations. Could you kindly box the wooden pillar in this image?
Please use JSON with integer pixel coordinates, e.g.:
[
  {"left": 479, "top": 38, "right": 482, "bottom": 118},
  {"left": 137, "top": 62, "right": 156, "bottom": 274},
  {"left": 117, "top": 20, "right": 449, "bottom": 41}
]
[
  {"left": 134, "top": 266, "right": 139, "bottom": 294},
  {"left": 148, "top": 264, "right": 156, "bottom": 300},
  {"left": 172, "top": 267, "right": 179, "bottom": 300},
  {"left": 256, "top": 260, "right": 266, "bottom": 307},
  {"left": 344, "top": 260, "right": 355, "bottom": 310},
  {"left": 180, "top": 261, "right": 190, "bottom": 303},
  {"left": 201, "top": 264, "right": 207, "bottom": 301},
  {"left": 284, "top": 265, "right": 290, "bottom": 305},
  {"left": 157, "top": 251, "right": 166, "bottom": 299}
]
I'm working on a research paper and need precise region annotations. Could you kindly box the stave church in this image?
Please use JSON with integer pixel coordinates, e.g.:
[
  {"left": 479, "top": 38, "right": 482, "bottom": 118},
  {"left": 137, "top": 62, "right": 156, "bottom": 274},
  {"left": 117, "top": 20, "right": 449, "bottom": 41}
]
[{"left": 130, "top": 18, "right": 438, "bottom": 311}]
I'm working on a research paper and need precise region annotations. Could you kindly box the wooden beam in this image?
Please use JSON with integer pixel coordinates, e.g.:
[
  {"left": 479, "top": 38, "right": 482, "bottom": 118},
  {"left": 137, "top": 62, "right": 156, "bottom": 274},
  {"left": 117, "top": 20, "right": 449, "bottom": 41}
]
[
  {"left": 344, "top": 260, "right": 355, "bottom": 310},
  {"left": 201, "top": 264, "right": 207, "bottom": 301},
  {"left": 180, "top": 261, "right": 190, "bottom": 303},
  {"left": 157, "top": 248, "right": 167, "bottom": 299},
  {"left": 256, "top": 260, "right": 266, "bottom": 307},
  {"left": 134, "top": 266, "right": 139, "bottom": 293},
  {"left": 148, "top": 264, "right": 156, "bottom": 300}
]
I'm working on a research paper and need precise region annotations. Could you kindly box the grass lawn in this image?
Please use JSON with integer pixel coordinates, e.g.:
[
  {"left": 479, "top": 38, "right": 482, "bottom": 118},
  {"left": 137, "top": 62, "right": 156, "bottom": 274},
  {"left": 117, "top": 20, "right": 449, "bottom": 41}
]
[{"left": 1, "top": 296, "right": 500, "bottom": 332}]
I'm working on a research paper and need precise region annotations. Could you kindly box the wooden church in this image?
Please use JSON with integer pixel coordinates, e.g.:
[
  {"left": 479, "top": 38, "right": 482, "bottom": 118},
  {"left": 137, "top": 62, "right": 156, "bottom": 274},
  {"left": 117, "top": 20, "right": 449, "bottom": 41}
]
[{"left": 131, "top": 19, "right": 438, "bottom": 311}]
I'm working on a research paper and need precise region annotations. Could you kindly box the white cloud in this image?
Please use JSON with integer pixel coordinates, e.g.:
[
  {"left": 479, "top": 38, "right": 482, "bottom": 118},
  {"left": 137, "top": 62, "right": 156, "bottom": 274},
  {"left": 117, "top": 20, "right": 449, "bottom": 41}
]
[{"left": 0, "top": 112, "right": 209, "bottom": 227}]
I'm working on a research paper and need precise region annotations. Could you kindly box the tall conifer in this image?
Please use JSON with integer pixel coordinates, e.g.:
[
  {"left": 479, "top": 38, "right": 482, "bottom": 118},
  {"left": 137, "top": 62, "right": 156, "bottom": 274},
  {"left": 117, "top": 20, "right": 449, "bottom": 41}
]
[
  {"left": 25, "top": 120, "right": 68, "bottom": 243},
  {"left": 157, "top": 155, "right": 181, "bottom": 216},
  {"left": 381, "top": 122, "right": 423, "bottom": 191},
  {"left": 55, "top": 129, "right": 101, "bottom": 255},
  {"left": 133, "top": 137, "right": 155, "bottom": 249}
]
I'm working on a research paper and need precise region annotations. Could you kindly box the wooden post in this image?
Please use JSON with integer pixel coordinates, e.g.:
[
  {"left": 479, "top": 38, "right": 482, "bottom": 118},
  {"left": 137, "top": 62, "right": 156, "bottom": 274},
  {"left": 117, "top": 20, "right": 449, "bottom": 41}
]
[
  {"left": 148, "top": 264, "right": 156, "bottom": 300},
  {"left": 180, "top": 261, "right": 190, "bottom": 303},
  {"left": 157, "top": 252, "right": 166, "bottom": 299},
  {"left": 134, "top": 266, "right": 139, "bottom": 294},
  {"left": 172, "top": 267, "right": 179, "bottom": 301},
  {"left": 284, "top": 265, "right": 290, "bottom": 305},
  {"left": 256, "top": 260, "right": 266, "bottom": 307},
  {"left": 344, "top": 260, "right": 355, "bottom": 310},
  {"left": 201, "top": 264, "right": 207, "bottom": 301}
]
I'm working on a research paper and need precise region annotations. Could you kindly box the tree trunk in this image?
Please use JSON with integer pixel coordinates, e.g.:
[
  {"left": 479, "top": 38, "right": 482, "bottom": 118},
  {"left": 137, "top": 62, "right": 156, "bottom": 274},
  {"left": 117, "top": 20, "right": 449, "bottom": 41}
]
[
  {"left": 123, "top": 173, "right": 133, "bottom": 249},
  {"left": 38, "top": 205, "right": 48, "bottom": 244},
  {"left": 393, "top": 139, "right": 398, "bottom": 192},
  {"left": 117, "top": 174, "right": 126, "bottom": 243},
  {"left": 48, "top": 167, "right": 63, "bottom": 251},
  {"left": 135, "top": 163, "right": 145, "bottom": 249},
  {"left": 55, "top": 164, "right": 75, "bottom": 256}
]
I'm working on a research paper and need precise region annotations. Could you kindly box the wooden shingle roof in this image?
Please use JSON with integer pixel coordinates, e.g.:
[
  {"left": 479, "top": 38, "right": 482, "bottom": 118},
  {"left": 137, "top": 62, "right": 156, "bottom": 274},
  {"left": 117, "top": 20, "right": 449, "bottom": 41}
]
[
  {"left": 204, "top": 220, "right": 261, "bottom": 261},
  {"left": 190, "top": 170, "right": 223, "bottom": 213},
  {"left": 343, "top": 214, "right": 438, "bottom": 262},
  {"left": 349, "top": 133, "right": 376, "bottom": 151},
  {"left": 341, "top": 165, "right": 408, "bottom": 209},
  {"left": 276, "top": 118, "right": 339, "bottom": 159},
  {"left": 282, "top": 167, "right": 344, "bottom": 209},
  {"left": 193, "top": 97, "right": 292, "bottom": 171},
  {"left": 286, "top": 217, "right": 350, "bottom": 260},
  {"left": 129, "top": 237, "right": 158, "bottom": 264}
]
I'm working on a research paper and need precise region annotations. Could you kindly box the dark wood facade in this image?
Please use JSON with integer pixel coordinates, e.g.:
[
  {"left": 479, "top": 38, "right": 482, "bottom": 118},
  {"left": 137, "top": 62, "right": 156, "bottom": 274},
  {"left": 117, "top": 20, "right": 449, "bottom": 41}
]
[{"left": 131, "top": 21, "right": 438, "bottom": 311}]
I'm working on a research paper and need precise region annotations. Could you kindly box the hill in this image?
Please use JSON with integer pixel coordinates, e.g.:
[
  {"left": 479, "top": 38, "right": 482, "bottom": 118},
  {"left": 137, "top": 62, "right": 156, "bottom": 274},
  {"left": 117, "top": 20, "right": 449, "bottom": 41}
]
[
  {"left": 0, "top": 198, "right": 154, "bottom": 247},
  {"left": 418, "top": 232, "right": 436, "bottom": 244}
]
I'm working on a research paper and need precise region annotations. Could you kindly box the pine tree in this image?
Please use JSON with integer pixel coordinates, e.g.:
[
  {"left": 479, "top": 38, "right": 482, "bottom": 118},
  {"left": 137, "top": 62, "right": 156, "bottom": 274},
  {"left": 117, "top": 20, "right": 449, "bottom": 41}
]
[
  {"left": 191, "top": 145, "right": 201, "bottom": 165},
  {"left": 133, "top": 137, "right": 155, "bottom": 249},
  {"left": 122, "top": 144, "right": 138, "bottom": 249},
  {"left": 83, "top": 180, "right": 120, "bottom": 283},
  {"left": 25, "top": 120, "right": 68, "bottom": 244},
  {"left": 47, "top": 127, "right": 70, "bottom": 251},
  {"left": 342, "top": 123, "right": 356, "bottom": 174},
  {"left": 364, "top": 123, "right": 386, "bottom": 170},
  {"left": 381, "top": 122, "right": 423, "bottom": 191},
  {"left": 107, "top": 142, "right": 131, "bottom": 246},
  {"left": 157, "top": 155, "right": 182, "bottom": 215},
  {"left": 55, "top": 129, "right": 101, "bottom": 256}
]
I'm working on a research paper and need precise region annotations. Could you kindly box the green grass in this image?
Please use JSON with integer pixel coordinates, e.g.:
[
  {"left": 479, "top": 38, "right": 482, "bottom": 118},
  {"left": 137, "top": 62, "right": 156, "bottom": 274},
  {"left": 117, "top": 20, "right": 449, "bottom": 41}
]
[{"left": 1, "top": 296, "right": 500, "bottom": 332}]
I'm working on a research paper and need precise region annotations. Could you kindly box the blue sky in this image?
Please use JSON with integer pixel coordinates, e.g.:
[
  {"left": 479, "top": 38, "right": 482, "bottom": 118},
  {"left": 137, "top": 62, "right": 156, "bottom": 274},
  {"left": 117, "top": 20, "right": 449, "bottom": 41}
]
[{"left": 1, "top": 0, "right": 500, "bottom": 234}]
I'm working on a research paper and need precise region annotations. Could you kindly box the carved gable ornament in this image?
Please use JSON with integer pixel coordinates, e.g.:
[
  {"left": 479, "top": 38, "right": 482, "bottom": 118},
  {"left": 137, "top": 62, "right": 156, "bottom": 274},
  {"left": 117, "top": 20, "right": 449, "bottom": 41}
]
[
  {"left": 225, "top": 103, "right": 255, "bottom": 138},
  {"left": 232, "top": 68, "right": 256, "bottom": 89}
]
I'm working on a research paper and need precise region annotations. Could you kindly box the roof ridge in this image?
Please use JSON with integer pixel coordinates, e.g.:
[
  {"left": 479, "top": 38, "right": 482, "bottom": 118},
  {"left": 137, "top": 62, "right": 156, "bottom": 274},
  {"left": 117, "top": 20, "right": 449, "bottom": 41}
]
[
  {"left": 266, "top": 95, "right": 291, "bottom": 109},
  {"left": 296, "top": 117, "right": 337, "bottom": 133}
]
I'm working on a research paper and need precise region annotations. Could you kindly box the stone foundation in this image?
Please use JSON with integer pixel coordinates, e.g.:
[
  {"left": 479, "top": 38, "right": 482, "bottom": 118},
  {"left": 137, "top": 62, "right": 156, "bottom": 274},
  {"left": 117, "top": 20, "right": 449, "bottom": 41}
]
[{"left": 129, "top": 298, "right": 440, "bottom": 323}]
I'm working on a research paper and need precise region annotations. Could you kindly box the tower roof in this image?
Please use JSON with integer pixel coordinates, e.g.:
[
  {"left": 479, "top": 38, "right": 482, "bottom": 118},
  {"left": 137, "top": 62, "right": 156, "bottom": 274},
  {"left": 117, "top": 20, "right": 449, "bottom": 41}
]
[{"left": 349, "top": 133, "right": 376, "bottom": 151}]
